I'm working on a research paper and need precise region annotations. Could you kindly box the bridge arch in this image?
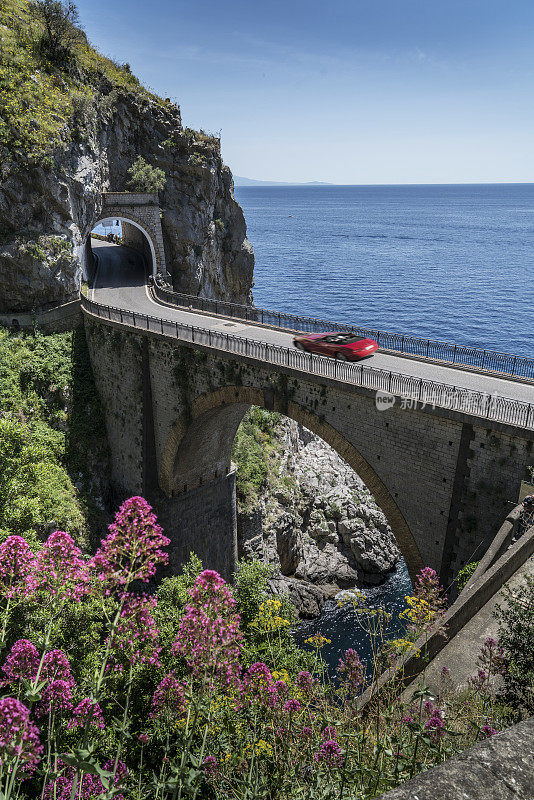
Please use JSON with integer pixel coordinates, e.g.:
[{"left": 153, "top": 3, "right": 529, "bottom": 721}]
[{"left": 159, "top": 386, "right": 424, "bottom": 581}]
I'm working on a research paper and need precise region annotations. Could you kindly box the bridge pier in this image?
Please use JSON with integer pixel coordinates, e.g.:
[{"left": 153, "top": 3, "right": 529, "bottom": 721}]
[{"left": 154, "top": 471, "right": 238, "bottom": 582}]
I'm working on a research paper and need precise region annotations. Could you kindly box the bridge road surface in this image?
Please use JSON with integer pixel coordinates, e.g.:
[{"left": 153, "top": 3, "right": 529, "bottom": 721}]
[{"left": 90, "top": 239, "right": 534, "bottom": 409}]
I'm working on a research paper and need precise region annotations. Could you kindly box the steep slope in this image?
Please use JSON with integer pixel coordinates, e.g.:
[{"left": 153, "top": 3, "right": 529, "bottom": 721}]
[{"left": 0, "top": 0, "right": 253, "bottom": 311}]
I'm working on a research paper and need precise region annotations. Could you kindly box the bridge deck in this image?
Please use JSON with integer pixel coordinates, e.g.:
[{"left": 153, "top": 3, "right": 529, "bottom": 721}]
[{"left": 89, "top": 239, "right": 534, "bottom": 421}]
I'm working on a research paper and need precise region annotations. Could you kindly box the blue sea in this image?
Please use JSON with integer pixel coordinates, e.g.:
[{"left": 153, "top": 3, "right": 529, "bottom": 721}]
[
  {"left": 235, "top": 184, "right": 534, "bottom": 358},
  {"left": 235, "top": 183, "right": 534, "bottom": 674}
]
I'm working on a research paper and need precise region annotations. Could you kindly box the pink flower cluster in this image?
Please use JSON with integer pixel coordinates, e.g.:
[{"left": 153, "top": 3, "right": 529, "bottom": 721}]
[
  {"left": 0, "top": 697, "right": 42, "bottom": 774},
  {"left": 44, "top": 760, "right": 127, "bottom": 800},
  {"left": 422, "top": 700, "right": 445, "bottom": 741},
  {"left": 314, "top": 737, "right": 342, "bottom": 767},
  {"left": 173, "top": 570, "right": 242, "bottom": 688},
  {"left": 2, "top": 639, "right": 40, "bottom": 684},
  {"left": 337, "top": 648, "right": 364, "bottom": 690},
  {"left": 108, "top": 594, "right": 161, "bottom": 669},
  {"left": 31, "top": 531, "right": 89, "bottom": 600},
  {"left": 150, "top": 673, "right": 185, "bottom": 720},
  {"left": 91, "top": 497, "right": 170, "bottom": 587},
  {"left": 67, "top": 698, "right": 105, "bottom": 731},
  {"left": 0, "top": 536, "right": 34, "bottom": 598}
]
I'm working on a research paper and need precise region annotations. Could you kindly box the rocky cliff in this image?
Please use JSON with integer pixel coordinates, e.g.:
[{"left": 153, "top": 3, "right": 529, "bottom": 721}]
[
  {"left": 236, "top": 416, "right": 400, "bottom": 617},
  {"left": 0, "top": 1, "right": 253, "bottom": 311}
]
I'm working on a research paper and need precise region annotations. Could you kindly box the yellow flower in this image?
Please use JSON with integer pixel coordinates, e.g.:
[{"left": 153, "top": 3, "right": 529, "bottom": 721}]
[{"left": 305, "top": 633, "right": 331, "bottom": 648}]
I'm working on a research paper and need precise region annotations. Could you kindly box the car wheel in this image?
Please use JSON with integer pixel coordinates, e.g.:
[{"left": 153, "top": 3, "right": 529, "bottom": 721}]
[
  {"left": 295, "top": 342, "right": 306, "bottom": 351},
  {"left": 335, "top": 352, "right": 348, "bottom": 361}
]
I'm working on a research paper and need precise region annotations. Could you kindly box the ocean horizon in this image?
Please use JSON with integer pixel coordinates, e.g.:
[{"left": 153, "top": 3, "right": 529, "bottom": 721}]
[{"left": 235, "top": 182, "right": 534, "bottom": 360}]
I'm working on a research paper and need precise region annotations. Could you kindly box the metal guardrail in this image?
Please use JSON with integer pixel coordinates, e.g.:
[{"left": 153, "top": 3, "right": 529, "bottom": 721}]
[
  {"left": 153, "top": 284, "right": 534, "bottom": 382},
  {"left": 81, "top": 294, "right": 534, "bottom": 430}
]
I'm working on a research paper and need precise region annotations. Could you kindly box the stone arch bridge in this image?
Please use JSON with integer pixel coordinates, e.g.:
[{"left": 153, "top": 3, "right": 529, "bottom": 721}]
[{"left": 81, "top": 249, "right": 534, "bottom": 587}]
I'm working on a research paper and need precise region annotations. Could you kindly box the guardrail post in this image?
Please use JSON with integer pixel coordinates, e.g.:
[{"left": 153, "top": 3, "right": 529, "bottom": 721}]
[
  {"left": 527, "top": 405, "right": 534, "bottom": 429},
  {"left": 426, "top": 340, "right": 430, "bottom": 357},
  {"left": 482, "top": 351, "right": 486, "bottom": 369},
  {"left": 512, "top": 355, "right": 516, "bottom": 376},
  {"left": 453, "top": 344, "right": 457, "bottom": 363},
  {"left": 192, "top": 327, "right": 195, "bottom": 343},
  {"left": 418, "top": 377, "right": 423, "bottom": 401},
  {"left": 161, "top": 318, "right": 163, "bottom": 334},
  {"left": 132, "top": 312, "right": 136, "bottom": 327}
]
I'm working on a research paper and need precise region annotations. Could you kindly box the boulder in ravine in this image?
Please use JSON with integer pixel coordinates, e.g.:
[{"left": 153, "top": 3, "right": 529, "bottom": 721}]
[{"left": 237, "top": 417, "right": 401, "bottom": 618}]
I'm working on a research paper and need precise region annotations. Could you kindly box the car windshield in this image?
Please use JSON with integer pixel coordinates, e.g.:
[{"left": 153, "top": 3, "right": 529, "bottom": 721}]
[{"left": 322, "top": 334, "right": 367, "bottom": 344}]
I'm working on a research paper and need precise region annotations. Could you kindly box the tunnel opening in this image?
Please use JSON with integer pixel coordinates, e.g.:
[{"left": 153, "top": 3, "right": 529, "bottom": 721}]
[{"left": 87, "top": 217, "right": 157, "bottom": 283}]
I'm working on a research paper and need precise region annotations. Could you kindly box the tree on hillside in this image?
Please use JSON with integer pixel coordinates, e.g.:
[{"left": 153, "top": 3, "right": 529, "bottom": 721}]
[
  {"left": 127, "top": 156, "right": 167, "bottom": 193},
  {"left": 29, "top": 0, "right": 82, "bottom": 65}
]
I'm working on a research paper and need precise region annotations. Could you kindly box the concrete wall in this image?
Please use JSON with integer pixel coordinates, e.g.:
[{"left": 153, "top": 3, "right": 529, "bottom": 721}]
[
  {"left": 375, "top": 717, "right": 533, "bottom": 800},
  {"left": 84, "top": 314, "right": 534, "bottom": 584},
  {"left": 0, "top": 299, "right": 82, "bottom": 333}
]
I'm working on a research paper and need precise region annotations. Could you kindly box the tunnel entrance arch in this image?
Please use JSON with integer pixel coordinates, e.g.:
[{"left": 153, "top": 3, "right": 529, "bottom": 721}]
[
  {"left": 90, "top": 192, "right": 167, "bottom": 277},
  {"left": 92, "top": 216, "right": 158, "bottom": 276},
  {"left": 159, "top": 386, "right": 424, "bottom": 581}
]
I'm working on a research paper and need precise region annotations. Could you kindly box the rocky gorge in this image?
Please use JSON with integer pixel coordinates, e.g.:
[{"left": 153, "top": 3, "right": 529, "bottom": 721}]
[{"left": 235, "top": 413, "right": 401, "bottom": 617}]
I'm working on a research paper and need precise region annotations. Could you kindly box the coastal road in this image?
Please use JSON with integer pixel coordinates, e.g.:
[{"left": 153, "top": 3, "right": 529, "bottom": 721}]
[{"left": 90, "top": 239, "right": 534, "bottom": 407}]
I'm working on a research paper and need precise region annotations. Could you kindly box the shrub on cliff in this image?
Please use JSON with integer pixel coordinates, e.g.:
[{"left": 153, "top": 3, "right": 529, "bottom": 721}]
[
  {"left": 126, "top": 155, "right": 166, "bottom": 193},
  {"left": 496, "top": 573, "right": 534, "bottom": 714},
  {"left": 29, "top": 0, "right": 82, "bottom": 67}
]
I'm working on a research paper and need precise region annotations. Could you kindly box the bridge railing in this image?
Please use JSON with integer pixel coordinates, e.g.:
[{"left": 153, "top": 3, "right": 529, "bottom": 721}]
[
  {"left": 153, "top": 284, "right": 534, "bottom": 382},
  {"left": 81, "top": 295, "right": 534, "bottom": 430}
]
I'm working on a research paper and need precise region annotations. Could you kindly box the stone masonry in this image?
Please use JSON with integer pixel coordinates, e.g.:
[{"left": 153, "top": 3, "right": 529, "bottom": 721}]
[
  {"left": 96, "top": 193, "right": 167, "bottom": 276},
  {"left": 84, "top": 314, "right": 534, "bottom": 586}
]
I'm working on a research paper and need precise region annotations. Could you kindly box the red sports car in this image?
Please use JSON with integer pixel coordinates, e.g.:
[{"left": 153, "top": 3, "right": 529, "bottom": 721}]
[{"left": 293, "top": 332, "right": 378, "bottom": 361}]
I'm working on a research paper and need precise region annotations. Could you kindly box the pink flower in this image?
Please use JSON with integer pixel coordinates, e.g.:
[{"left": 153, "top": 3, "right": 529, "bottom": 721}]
[
  {"left": 31, "top": 532, "right": 89, "bottom": 600},
  {"left": 481, "top": 724, "right": 499, "bottom": 739},
  {"left": 172, "top": 570, "right": 242, "bottom": 689},
  {"left": 67, "top": 699, "right": 105, "bottom": 730},
  {"left": 2, "top": 640, "right": 39, "bottom": 684},
  {"left": 337, "top": 649, "right": 364, "bottom": 689},
  {"left": 44, "top": 761, "right": 127, "bottom": 800},
  {"left": 202, "top": 755, "right": 219, "bottom": 777},
  {"left": 150, "top": 673, "right": 185, "bottom": 720},
  {"left": 425, "top": 714, "right": 445, "bottom": 741},
  {"left": 36, "top": 680, "right": 73, "bottom": 718},
  {"left": 90, "top": 497, "right": 169, "bottom": 587},
  {"left": 283, "top": 699, "right": 301, "bottom": 715},
  {"left": 296, "top": 670, "right": 316, "bottom": 696},
  {"left": 0, "top": 536, "right": 34, "bottom": 598},
  {"left": 0, "top": 697, "right": 42, "bottom": 774},
  {"left": 314, "top": 739, "right": 342, "bottom": 767},
  {"left": 108, "top": 594, "right": 161, "bottom": 668},
  {"left": 138, "top": 733, "right": 149, "bottom": 744},
  {"left": 41, "top": 650, "right": 74, "bottom": 684},
  {"left": 242, "top": 663, "right": 276, "bottom": 708}
]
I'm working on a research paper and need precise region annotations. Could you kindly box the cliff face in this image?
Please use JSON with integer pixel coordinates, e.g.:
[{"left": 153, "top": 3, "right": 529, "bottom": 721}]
[
  {"left": 0, "top": 4, "right": 253, "bottom": 311},
  {"left": 237, "top": 418, "right": 401, "bottom": 618}
]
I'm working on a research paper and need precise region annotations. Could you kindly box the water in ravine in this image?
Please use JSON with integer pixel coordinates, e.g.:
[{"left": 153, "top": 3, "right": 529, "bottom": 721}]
[{"left": 235, "top": 183, "right": 534, "bottom": 674}]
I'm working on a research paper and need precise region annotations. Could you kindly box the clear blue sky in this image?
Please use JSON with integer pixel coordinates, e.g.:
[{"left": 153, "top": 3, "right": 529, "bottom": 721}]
[{"left": 76, "top": 0, "right": 534, "bottom": 184}]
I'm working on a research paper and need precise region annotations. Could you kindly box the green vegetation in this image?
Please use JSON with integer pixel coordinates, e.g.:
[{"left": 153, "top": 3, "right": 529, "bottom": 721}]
[
  {"left": 496, "top": 573, "right": 534, "bottom": 715},
  {"left": 456, "top": 560, "right": 479, "bottom": 593},
  {"left": 0, "top": 325, "right": 109, "bottom": 550},
  {"left": 231, "top": 407, "right": 283, "bottom": 509},
  {"left": 126, "top": 155, "right": 166, "bottom": 193},
  {"left": 0, "top": 0, "right": 161, "bottom": 166}
]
